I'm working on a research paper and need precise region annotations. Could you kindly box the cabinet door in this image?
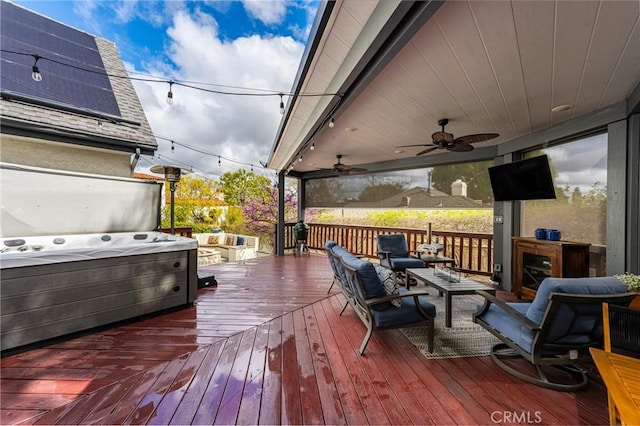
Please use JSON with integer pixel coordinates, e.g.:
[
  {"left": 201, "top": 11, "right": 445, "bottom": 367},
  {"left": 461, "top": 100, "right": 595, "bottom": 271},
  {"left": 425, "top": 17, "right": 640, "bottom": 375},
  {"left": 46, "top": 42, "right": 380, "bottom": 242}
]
[{"left": 520, "top": 246, "right": 554, "bottom": 293}]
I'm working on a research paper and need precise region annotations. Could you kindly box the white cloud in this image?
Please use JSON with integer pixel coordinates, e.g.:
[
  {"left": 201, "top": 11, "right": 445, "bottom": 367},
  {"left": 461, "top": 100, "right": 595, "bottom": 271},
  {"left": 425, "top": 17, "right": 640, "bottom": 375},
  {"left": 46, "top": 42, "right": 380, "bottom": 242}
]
[
  {"left": 132, "top": 8, "right": 304, "bottom": 179},
  {"left": 241, "top": 0, "right": 287, "bottom": 25}
]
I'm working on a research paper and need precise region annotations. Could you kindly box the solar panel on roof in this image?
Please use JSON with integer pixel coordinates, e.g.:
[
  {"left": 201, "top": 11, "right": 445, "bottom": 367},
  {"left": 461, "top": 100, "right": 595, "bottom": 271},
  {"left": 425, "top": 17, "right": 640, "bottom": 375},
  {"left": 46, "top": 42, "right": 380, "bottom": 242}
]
[{"left": 0, "top": 1, "right": 122, "bottom": 118}]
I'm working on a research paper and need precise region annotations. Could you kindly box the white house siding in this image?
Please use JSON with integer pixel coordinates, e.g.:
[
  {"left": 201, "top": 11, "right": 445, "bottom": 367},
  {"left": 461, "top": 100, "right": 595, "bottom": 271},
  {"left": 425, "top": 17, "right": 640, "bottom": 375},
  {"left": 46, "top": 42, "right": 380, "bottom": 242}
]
[{"left": 0, "top": 135, "right": 132, "bottom": 177}]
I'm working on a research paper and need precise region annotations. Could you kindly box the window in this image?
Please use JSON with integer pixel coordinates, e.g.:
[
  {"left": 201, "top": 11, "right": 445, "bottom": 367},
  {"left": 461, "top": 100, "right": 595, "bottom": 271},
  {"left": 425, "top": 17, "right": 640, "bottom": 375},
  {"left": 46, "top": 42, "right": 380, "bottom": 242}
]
[{"left": 521, "top": 133, "right": 608, "bottom": 246}]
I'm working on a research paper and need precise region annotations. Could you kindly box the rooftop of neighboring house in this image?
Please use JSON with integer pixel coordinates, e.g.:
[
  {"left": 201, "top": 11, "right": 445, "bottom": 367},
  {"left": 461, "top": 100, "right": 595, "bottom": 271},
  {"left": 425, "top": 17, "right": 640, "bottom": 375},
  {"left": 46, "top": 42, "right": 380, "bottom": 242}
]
[
  {"left": 0, "top": 0, "right": 156, "bottom": 156},
  {"left": 343, "top": 186, "right": 486, "bottom": 209}
]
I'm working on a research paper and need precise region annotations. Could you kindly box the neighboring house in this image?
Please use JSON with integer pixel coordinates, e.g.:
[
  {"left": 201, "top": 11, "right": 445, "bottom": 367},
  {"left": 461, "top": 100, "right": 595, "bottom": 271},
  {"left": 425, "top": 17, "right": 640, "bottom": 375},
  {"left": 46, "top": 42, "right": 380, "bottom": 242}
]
[
  {"left": 343, "top": 186, "right": 484, "bottom": 209},
  {"left": 0, "top": 1, "right": 156, "bottom": 177}
]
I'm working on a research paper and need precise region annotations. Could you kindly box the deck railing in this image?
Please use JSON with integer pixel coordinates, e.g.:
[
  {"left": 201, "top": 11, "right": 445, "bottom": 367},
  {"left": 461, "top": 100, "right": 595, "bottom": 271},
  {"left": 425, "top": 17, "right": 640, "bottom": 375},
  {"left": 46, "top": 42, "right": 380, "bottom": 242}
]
[{"left": 283, "top": 222, "right": 494, "bottom": 276}]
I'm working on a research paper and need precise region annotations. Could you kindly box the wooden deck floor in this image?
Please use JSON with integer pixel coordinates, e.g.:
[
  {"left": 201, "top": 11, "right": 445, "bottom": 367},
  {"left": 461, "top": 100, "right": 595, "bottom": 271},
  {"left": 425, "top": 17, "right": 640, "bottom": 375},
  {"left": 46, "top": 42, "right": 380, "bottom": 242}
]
[{"left": 1, "top": 254, "right": 610, "bottom": 425}]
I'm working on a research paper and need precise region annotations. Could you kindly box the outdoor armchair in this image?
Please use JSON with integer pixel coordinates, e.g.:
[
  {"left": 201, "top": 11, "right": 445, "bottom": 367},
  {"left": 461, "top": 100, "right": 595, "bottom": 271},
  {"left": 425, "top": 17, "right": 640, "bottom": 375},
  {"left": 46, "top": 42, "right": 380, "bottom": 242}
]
[
  {"left": 336, "top": 249, "right": 435, "bottom": 355},
  {"left": 474, "top": 277, "right": 636, "bottom": 391},
  {"left": 376, "top": 234, "right": 425, "bottom": 278}
]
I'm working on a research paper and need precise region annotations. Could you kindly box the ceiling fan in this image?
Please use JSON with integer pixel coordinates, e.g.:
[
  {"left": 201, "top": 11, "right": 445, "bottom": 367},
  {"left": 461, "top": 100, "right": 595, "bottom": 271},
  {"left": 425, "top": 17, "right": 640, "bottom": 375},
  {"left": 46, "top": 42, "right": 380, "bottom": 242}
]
[
  {"left": 331, "top": 154, "right": 368, "bottom": 174},
  {"left": 397, "top": 118, "right": 499, "bottom": 155}
]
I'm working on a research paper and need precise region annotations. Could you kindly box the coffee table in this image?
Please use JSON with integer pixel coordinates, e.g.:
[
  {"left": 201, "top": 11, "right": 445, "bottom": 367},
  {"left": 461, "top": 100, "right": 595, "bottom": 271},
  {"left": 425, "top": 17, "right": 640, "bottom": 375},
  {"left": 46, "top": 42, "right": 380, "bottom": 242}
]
[{"left": 406, "top": 268, "right": 496, "bottom": 327}]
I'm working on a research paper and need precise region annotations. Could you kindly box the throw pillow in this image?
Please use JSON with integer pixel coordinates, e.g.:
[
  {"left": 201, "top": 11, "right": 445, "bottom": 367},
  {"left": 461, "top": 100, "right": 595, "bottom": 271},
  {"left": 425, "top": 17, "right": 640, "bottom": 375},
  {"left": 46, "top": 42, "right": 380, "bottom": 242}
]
[
  {"left": 236, "top": 236, "right": 245, "bottom": 246},
  {"left": 225, "top": 235, "right": 236, "bottom": 246},
  {"left": 374, "top": 264, "right": 402, "bottom": 308},
  {"left": 207, "top": 235, "right": 220, "bottom": 245}
]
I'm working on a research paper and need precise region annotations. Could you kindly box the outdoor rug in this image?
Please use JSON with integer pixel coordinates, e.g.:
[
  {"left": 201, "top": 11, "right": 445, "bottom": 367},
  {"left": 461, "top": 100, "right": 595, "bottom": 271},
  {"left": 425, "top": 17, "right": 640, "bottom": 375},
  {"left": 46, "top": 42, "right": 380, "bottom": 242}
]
[{"left": 401, "top": 293, "right": 502, "bottom": 359}]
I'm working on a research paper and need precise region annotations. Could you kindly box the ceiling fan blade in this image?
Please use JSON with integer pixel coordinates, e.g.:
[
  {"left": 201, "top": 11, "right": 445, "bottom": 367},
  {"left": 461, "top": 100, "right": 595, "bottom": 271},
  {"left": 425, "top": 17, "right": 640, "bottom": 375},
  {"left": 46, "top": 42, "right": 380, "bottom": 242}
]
[
  {"left": 396, "top": 143, "right": 433, "bottom": 148},
  {"left": 431, "top": 131, "right": 454, "bottom": 143},
  {"left": 447, "top": 142, "right": 474, "bottom": 152},
  {"left": 454, "top": 133, "right": 499, "bottom": 144},
  {"left": 416, "top": 147, "right": 439, "bottom": 156},
  {"left": 347, "top": 167, "right": 368, "bottom": 173}
]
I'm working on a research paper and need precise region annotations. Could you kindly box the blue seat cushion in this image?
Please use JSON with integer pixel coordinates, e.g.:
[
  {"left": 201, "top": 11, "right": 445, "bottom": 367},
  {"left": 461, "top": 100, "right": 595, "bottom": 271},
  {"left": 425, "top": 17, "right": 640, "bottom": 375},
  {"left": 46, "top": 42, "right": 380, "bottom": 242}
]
[
  {"left": 331, "top": 245, "right": 355, "bottom": 285},
  {"left": 324, "top": 240, "right": 337, "bottom": 250},
  {"left": 370, "top": 287, "right": 436, "bottom": 328},
  {"left": 388, "top": 257, "right": 425, "bottom": 270},
  {"left": 340, "top": 255, "right": 387, "bottom": 300},
  {"left": 525, "top": 277, "right": 629, "bottom": 324},
  {"left": 331, "top": 245, "right": 353, "bottom": 260},
  {"left": 478, "top": 302, "right": 534, "bottom": 353}
]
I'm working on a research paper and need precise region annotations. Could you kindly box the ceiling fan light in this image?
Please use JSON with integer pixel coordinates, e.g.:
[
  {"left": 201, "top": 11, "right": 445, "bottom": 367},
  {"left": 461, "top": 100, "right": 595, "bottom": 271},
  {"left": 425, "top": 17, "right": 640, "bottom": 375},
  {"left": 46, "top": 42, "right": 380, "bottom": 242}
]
[{"left": 551, "top": 104, "right": 572, "bottom": 112}]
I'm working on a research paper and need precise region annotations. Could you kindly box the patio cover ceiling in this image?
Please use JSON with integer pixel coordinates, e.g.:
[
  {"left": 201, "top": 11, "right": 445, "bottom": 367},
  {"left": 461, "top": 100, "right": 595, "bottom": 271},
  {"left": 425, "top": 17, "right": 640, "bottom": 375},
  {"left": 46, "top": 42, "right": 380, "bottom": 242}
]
[{"left": 268, "top": 0, "right": 640, "bottom": 178}]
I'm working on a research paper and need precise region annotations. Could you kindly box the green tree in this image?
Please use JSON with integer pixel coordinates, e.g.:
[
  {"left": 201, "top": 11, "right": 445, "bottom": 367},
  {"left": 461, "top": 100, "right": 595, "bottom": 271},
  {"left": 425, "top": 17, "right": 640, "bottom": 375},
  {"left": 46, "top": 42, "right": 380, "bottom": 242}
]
[
  {"left": 431, "top": 160, "right": 493, "bottom": 202},
  {"left": 161, "top": 176, "right": 223, "bottom": 230},
  {"left": 219, "top": 169, "right": 272, "bottom": 205},
  {"left": 305, "top": 178, "right": 346, "bottom": 207},
  {"left": 217, "top": 171, "right": 299, "bottom": 249},
  {"left": 220, "top": 205, "right": 245, "bottom": 233},
  {"left": 570, "top": 187, "right": 584, "bottom": 205}
]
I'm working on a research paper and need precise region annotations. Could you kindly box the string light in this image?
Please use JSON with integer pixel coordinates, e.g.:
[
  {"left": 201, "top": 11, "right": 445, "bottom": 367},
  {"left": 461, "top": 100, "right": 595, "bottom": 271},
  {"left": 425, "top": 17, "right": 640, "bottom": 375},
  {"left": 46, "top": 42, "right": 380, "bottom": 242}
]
[
  {"left": 3, "top": 48, "right": 327, "bottom": 170},
  {"left": 251, "top": 164, "right": 254, "bottom": 172},
  {"left": 310, "top": 143, "right": 315, "bottom": 151},
  {"left": 298, "top": 156, "right": 303, "bottom": 162},
  {"left": 31, "top": 54, "right": 42, "bottom": 81},
  {"left": 166, "top": 81, "right": 174, "bottom": 105},
  {"left": 3, "top": 49, "right": 343, "bottom": 114},
  {"left": 328, "top": 117, "right": 335, "bottom": 128}
]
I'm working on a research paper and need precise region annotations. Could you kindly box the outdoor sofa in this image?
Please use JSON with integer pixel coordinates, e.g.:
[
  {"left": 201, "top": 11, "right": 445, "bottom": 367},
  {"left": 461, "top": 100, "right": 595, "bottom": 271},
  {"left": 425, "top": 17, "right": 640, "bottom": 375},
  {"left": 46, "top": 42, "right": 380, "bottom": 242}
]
[{"left": 194, "top": 232, "right": 259, "bottom": 261}]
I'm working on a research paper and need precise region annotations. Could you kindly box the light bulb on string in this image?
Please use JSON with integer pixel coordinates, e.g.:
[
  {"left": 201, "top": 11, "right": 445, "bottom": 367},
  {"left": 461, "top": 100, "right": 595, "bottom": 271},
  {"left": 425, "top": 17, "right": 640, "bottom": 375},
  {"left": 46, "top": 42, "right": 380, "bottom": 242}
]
[
  {"left": 328, "top": 117, "right": 335, "bottom": 128},
  {"left": 171, "top": 141, "right": 175, "bottom": 152},
  {"left": 279, "top": 93, "right": 285, "bottom": 114},
  {"left": 298, "top": 156, "right": 303, "bottom": 162},
  {"left": 218, "top": 156, "right": 221, "bottom": 167},
  {"left": 251, "top": 164, "right": 254, "bottom": 172},
  {"left": 310, "top": 143, "right": 315, "bottom": 151},
  {"left": 31, "top": 54, "right": 42, "bottom": 81},
  {"left": 97, "top": 119, "right": 103, "bottom": 129},
  {"left": 166, "top": 81, "right": 174, "bottom": 105}
]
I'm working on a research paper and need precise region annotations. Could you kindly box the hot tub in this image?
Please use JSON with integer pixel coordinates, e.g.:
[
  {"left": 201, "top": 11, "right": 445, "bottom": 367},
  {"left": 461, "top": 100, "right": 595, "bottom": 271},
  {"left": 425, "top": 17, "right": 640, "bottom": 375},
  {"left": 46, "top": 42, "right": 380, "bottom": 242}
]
[{"left": 1, "top": 231, "right": 198, "bottom": 353}]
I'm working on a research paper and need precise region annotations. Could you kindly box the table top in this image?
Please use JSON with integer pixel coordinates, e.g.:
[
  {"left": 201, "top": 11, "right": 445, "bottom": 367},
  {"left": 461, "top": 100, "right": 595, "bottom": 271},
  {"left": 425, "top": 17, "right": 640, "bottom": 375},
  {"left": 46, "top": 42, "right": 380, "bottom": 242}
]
[
  {"left": 417, "top": 255, "right": 455, "bottom": 263},
  {"left": 589, "top": 348, "right": 640, "bottom": 426},
  {"left": 406, "top": 268, "right": 496, "bottom": 293}
]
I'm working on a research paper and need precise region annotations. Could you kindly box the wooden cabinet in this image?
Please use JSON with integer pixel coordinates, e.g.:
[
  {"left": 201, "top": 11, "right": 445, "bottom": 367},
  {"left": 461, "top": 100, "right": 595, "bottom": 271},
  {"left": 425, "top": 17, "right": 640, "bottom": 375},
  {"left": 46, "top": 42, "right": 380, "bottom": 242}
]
[{"left": 512, "top": 237, "right": 590, "bottom": 300}]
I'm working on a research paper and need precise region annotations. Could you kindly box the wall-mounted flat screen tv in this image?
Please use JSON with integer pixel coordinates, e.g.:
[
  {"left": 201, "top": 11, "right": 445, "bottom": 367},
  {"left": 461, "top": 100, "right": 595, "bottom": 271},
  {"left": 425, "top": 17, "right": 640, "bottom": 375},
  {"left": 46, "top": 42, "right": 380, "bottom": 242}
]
[{"left": 488, "top": 155, "right": 556, "bottom": 201}]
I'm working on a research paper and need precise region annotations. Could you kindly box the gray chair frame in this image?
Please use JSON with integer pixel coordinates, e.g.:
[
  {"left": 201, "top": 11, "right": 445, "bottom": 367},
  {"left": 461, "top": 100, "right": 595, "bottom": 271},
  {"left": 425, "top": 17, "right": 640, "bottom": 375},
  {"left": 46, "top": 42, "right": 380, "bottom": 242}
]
[
  {"left": 474, "top": 290, "right": 636, "bottom": 391},
  {"left": 324, "top": 243, "right": 342, "bottom": 294}
]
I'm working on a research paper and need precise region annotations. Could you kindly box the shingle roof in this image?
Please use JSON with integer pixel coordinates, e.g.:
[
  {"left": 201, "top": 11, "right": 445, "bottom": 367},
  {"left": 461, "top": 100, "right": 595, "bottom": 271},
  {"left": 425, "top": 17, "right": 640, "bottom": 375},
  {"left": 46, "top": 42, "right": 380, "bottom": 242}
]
[
  {"left": 343, "top": 186, "right": 486, "bottom": 208},
  {"left": 0, "top": 1, "right": 156, "bottom": 155}
]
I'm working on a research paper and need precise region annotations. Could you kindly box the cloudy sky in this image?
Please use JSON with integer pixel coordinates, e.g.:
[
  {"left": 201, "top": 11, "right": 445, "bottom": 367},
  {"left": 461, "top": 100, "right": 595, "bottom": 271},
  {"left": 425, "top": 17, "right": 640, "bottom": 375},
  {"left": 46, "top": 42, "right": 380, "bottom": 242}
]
[{"left": 14, "top": 0, "right": 318, "bottom": 180}]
